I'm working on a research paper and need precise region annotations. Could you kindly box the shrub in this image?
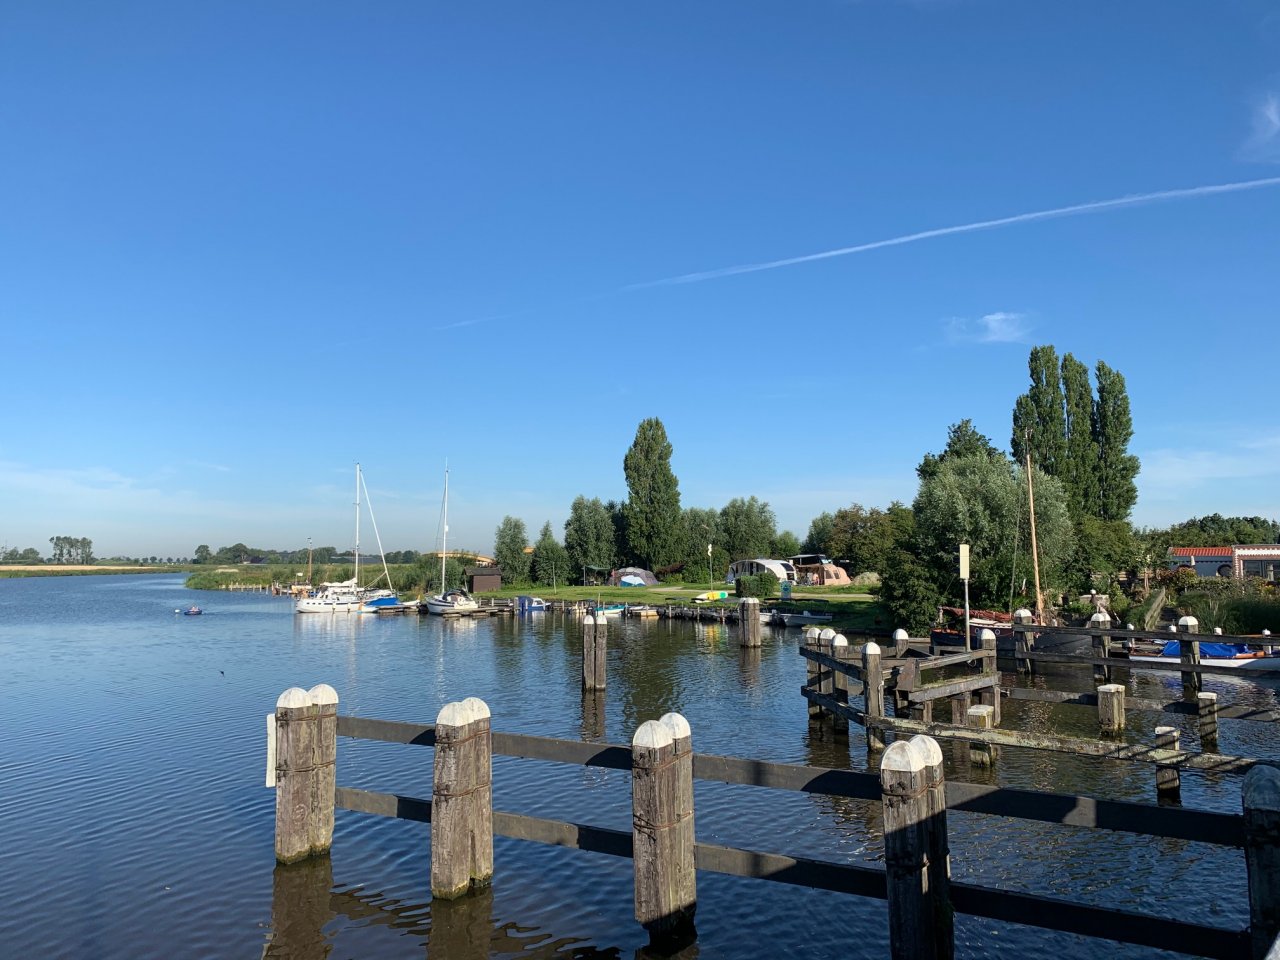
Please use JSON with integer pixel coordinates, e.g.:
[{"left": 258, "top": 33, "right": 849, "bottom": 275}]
[{"left": 734, "top": 571, "right": 779, "bottom": 599}]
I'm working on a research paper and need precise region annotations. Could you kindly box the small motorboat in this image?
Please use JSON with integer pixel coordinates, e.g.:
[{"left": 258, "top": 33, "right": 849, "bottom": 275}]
[{"left": 178, "top": 606, "right": 203, "bottom": 616}]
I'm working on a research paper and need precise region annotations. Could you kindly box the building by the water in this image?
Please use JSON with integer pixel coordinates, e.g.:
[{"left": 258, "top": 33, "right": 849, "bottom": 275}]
[{"left": 1168, "top": 544, "right": 1280, "bottom": 580}]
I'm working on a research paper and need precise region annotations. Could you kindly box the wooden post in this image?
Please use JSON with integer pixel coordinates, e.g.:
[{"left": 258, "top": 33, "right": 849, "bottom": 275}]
[
  {"left": 892, "top": 628, "right": 910, "bottom": 659},
  {"left": 881, "top": 739, "right": 939, "bottom": 960},
  {"left": 863, "top": 642, "right": 886, "bottom": 753},
  {"left": 976, "top": 629, "right": 1000, "bottom": 727},
  {"left": 1198, "top": 692, "right": 1220, "bottom": 753},
  {"left": 831, "top": 635, "right": 850, "bottom": 734},
  {"left": 275, "top": 687, "right": 318, "bottom": 864},
  {"left": 632, "top": 716, "right": 697, "bottom": 947},
  {"left": 309, "top": 683, "right": 338, "bottom": 856},
  {"left": 738, "top": 597, "right": 761, "bottom": 647},
  {"left": 1244, "top": 765, "right": 1280, "bottom": 960},
  {"left": 909, "top": 735, "right": 954, "bottom": 960},
  {"left": 1154, "top": 725, "right": 1181, "bottom": 804},
  {"left": 1013, "top": 608, "right": 1035, "bottom": 674},
  {"left": 1178, "top": 615, "right": 1202, "bottom": 696},
  {"left": 1090, "top": 612, "right": 1112, "bottom": 684},
  {"left": 818, "top": 629, "right": 836, "bottom": 714},
  {"left": 966, "top": 705, "right": 994, "bottom": 767},
  {"left": 431, "top": 697, "right": 494, "bottom": 900},
  {"left": 582, "top": 616, "right": 607, "bottom": 691},
  {"left": 1096, "top": 683, "right": 1125, "bottom": 737}
]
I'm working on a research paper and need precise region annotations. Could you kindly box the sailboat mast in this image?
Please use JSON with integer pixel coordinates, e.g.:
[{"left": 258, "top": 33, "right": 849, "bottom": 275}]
[
  {"left": 354, "top": 463, "right": 361, "bottom": 585},
  {"left": 1024, "top": 447, "right": 1045, "bottom": 622},
  {"left": 439, "top": 466, "right": 449, "bottom": 591}
]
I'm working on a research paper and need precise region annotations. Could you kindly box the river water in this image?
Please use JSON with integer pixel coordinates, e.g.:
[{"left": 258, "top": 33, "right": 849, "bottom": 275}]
[{"left": 2, "top": 574, "right": 1277, "bottom": 959}]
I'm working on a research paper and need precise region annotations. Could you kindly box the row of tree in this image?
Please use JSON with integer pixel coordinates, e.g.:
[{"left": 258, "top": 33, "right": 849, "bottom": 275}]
[{"left": 0, "top": 537, "right": 96, "bottom": 564}]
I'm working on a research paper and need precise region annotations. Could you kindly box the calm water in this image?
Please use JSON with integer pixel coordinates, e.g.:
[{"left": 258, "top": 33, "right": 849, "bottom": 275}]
[{"left": 2, "top": 574, "right": 1277, "bottom": 959}]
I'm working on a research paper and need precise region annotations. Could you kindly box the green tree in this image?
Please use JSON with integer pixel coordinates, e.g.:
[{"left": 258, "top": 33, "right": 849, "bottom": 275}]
[
  {"left": 1060, "top": 353, "right": 1100, "bottom": 518},
  {"left": 493, "top": 516, "right": 531, "bottom": 584},
  {"left": 802, "top": 511, "right": 836, "bottom": 555},
  {"left": 194, "top": 545, "right": 212, "bottom": 564},
  {"left": 878, "top": 509, "right": 942, "bottom": 632},
  {"left": 1011, "top": 345, "right": 1067, "bottom": 478},
  {"left": 531, "top": 522, "right": 571, "bottom": 588},
  {"left": 621, "top": 418, "right": 683, "bottom": 569},
  {"left": 1093, "top": 360, "right": 1140, "bottom": 522},
  {"left": 771, "top": 530, "right": 802, "bottom": 559},
  {"left": 563, "top": 496, "right": 615, "bottom": 582},
  {"left": 1069, "top": 516, "right": 1138, "bottom": 592},
  {"left": 828, "top": 503, "right": 910, "bottom": 575},
  {"left": 680, "top": 507, "right": 726, "bottom": 583},
  {"left": 913, "top": 453, "right": 1074, "bottom": 609},
  {"left": 718, "top": 496, "right": 776, "bottom": 560},
  {"left": 917, "top": 419, "right": 1002, "bottom": 481}
]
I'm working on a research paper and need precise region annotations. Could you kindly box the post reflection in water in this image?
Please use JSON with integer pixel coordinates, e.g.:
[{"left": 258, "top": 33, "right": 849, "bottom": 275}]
[
  {"left": 426, "top": 886, "right": 493, "bottom": 960},
  {"left": 581, "top": 690, "right": 606, "bottom": 741},
  {"left": 737, "top": 646, "right": 761, "bottom": 687},
  {"left": 265, "top": 856, "right": 334, "bottom": 959}
]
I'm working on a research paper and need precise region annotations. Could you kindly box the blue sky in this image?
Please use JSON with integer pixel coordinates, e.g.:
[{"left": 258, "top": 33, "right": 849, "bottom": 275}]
[{"left": 2, "top": 1, "right": 1278, "bottom": 559}]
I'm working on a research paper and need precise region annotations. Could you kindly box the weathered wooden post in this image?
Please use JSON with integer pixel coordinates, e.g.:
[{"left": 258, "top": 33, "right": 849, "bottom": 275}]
[
  {"left": 863, "top": 642, "right": 886, "bottom": 753},
  {"left": 431, "top": 697, "right": 494, "bottom": 900},
  {"left": 910, "top": 735, "right": 953, "bottom": 959},
  {"left": 975, "top": 629, "right": 1000, "bottom": 727},
  {"left": 275, "top": 687, "right": 318, "bottom": 864},
  {"left": 1090, "top": 612, "right": 1113, "bottom": 684},
  {"left": 881, "top": 739, "right": 947, "bottom": 960},
  {"left": 309, "top": 683, "right": 339, "bottom": 856},
  {"left": 1244, "top": 765, "right": 1280, "bottom": 960},
  {"left": 582, "top": 615, "right": 607, "bottom": 691},
  {"left": 831, "top": 635, "right": 850, "bottom": 734},
  {"left": 893, "top": 627, "right": 910, "bottom": 659},
  {"left": 1097, "top": 683, "right": 1126, "bottom": 737},
  {"left": 805, "top": 627, "right": 823, "bottom": 723},
  {"left": 1178, "top": 615, "right": 1202, "bottom": 696},
  {"left": 818, "top": 628, "right": 837, "bottom": 713},
  {"left": 1198, "top": 692, "right": 1220, "bottom": 753},
  {"left": 1013, "top": 608, "right": 1035, "bottom": 674},
  {"left": 738, "top": 597, "right": 761, "bottom": 647},
  {"left": 1154, "top": 726, "right": 1181, "bottom": 804},
  {"left": 966, "top": 705, "right": 994, "bottom": 767},
  {"left": 632, "top": 715, "right": 697, "bottom": 947}
]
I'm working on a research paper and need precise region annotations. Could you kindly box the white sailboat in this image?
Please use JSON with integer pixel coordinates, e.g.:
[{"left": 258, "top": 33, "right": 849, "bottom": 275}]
[
  {"left": 424, "top": 465, "right": 478, "bottom": 616},
  {"left": 296, "top": 463, "right": 399, "bottom": 614}
]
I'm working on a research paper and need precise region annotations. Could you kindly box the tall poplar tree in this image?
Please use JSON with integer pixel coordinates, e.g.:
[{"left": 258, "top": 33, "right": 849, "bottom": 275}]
[
  {"left": 493, "top": 516, "right": 531, "bottom": 584},
  {"left": 1011, "top": 345, "right": 1066, "bottom": 477},
  {"left": 622, "top": 418, "right": 682, "bottom": 569},
  {"left": 1093, "top": 361, "right": 1140, "bottom": 521},
  {"left": 1060, "top": 353, "right": 1100, "bottom": 518},
  {"left": 531, "top": 522, "right": 571, "bottom": 588}
]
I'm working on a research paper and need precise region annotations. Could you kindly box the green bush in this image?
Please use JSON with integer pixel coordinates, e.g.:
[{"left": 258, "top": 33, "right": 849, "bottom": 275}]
[{"left": 734, "top": 571, "right": 779, "bottom": 599}]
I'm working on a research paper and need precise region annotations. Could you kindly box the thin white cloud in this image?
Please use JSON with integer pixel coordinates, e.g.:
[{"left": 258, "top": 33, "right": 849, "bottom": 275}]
[
  {"left": 946, "top": 311, "right": 1031, "bottom": 344},
  {"left": 628, "top": 176, "right": 1280, "bottom": 288},
  {"left": 1240, "top": 93, "right": 1280, "bottom": 162}
]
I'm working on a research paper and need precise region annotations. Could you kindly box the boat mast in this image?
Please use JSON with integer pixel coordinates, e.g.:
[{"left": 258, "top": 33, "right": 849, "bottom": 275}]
[
  {"left": 354, "top": 462, "right": 361, "bottom": 586},
  {"left": 1024, "top": 438, "right": 1045, "bottom": 623},
  {"left": 439, "top": 465, "right": 449, "bottom": 593}
]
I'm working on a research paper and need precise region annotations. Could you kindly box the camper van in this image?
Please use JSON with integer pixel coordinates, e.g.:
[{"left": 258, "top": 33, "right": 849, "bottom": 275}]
[
  {"left": 787, "top": 554, "right": 851, "bottom": 587},
  {"left": 726, "top": 558, "right": 796, "bottom": 584}
]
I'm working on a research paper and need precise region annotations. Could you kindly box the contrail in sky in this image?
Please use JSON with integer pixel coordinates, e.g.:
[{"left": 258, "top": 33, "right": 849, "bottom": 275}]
[{"left": 626, "top": 175, "right": 1280, "bottom": 289}]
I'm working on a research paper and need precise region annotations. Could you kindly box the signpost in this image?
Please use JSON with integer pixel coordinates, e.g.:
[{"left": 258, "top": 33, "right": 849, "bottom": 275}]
[{"left": 959, "top": 543, "right": 971, "bottom": 650}]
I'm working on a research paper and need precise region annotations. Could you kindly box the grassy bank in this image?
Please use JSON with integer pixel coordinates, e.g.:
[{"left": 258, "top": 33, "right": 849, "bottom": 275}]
[{"left": 0, "top": 565, "right": 191, "bottom": 579}]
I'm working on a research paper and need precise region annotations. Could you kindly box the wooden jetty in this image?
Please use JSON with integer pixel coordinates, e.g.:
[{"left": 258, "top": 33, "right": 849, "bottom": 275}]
[{"left": 267, "top": 680, "right": 1280, "bottom": 959}]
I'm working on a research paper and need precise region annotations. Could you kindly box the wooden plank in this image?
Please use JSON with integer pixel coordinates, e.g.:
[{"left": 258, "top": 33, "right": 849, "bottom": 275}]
[
  {"left": 943, "top": 781, "right": 1243, "bottom": 847},
  {"left": 1021, "top": 649, "right": 1280, "bottom": 677},
  {"left": 337, "top": 715, "right": 435, "bottom": 746},
  {"left": 1014, "top": 623, "right": 1267, "bottom": 646},
  {"left": 919, "top": 650, "right": 995, "bottom": 671},
  {"left": 906, "top": 673, "right": 1000, "bottom": 703},
  {"left": 692, "top": 750, "right": 881, "bottom": 801},
  {"left": 493, "top": 810, "right": 632, "bottom": 858},
  {"left": 799, "top": 646, "right": 868, "bottom": 687},
  {"left": 336, "top": 785, "right": 432, "bottom": 822},
  {"left": 693, "top": 841, "right": 887, "bottom": 898},
  {"left": 800, "top": 687, "right": 867, "bottom": 729},
  {"left": 949, "top": 882, "right": 1248, "bottom": 960},
  {"left": 492, "top": 731, "right": 633, "bottom": 770},
  {"left": 867, "top": 713, "right": 1271, "bottom": 774}
]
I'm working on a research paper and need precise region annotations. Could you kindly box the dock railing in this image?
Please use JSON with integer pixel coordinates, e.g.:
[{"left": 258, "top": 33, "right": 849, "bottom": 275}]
[{"left": 267, "top": 684, "right": 1280, "bottom": 959}]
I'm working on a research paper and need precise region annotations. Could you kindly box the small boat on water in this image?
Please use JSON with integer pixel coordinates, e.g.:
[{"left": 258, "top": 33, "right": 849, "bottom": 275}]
[
  {"left": 1129, "top": 639, "right": 1280, "bottom": 671},
  {"left": 177, "top": 605, "right": 203, "bottom": 616},
  {"left": 516, "top": 596, "right": 549, "bottom": 613},
  {"left": 594, "top": 604, "right": 626, "bottom": 618},
  {"left": 424, "top": 466, "right": 480, "bottom": 617},
  {"left": 762, "top": 609, "right": 834, "bottom": 628}
]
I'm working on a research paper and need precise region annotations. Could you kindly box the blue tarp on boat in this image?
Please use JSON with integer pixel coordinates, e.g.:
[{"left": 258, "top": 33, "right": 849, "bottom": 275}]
[{"left": 1161, "top": 641, "right": 1253, "bottom": 658}]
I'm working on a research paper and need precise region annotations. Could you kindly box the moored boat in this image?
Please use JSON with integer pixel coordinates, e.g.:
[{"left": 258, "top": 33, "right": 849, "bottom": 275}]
[{"left": 424, "top": 465, "right": 479, "bottom": 617}]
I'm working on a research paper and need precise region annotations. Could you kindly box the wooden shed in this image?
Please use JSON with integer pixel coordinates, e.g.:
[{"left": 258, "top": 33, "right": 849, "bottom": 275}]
[{"left": 467, "top": 567, "right": 503, "bottom": 593}]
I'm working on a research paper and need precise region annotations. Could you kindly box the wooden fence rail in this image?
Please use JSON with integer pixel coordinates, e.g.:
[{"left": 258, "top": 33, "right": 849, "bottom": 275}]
[{"left": 266, "top": 689, "right": 1280, "bottom": 958}]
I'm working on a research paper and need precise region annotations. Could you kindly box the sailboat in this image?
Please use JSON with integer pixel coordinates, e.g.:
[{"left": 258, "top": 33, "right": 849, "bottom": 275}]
[
  {"left": 296, "top": 463, "right": 399, "bottom": 614},
  {"left": 424, "top": 465, "right": 479, "bottom": 617}
]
